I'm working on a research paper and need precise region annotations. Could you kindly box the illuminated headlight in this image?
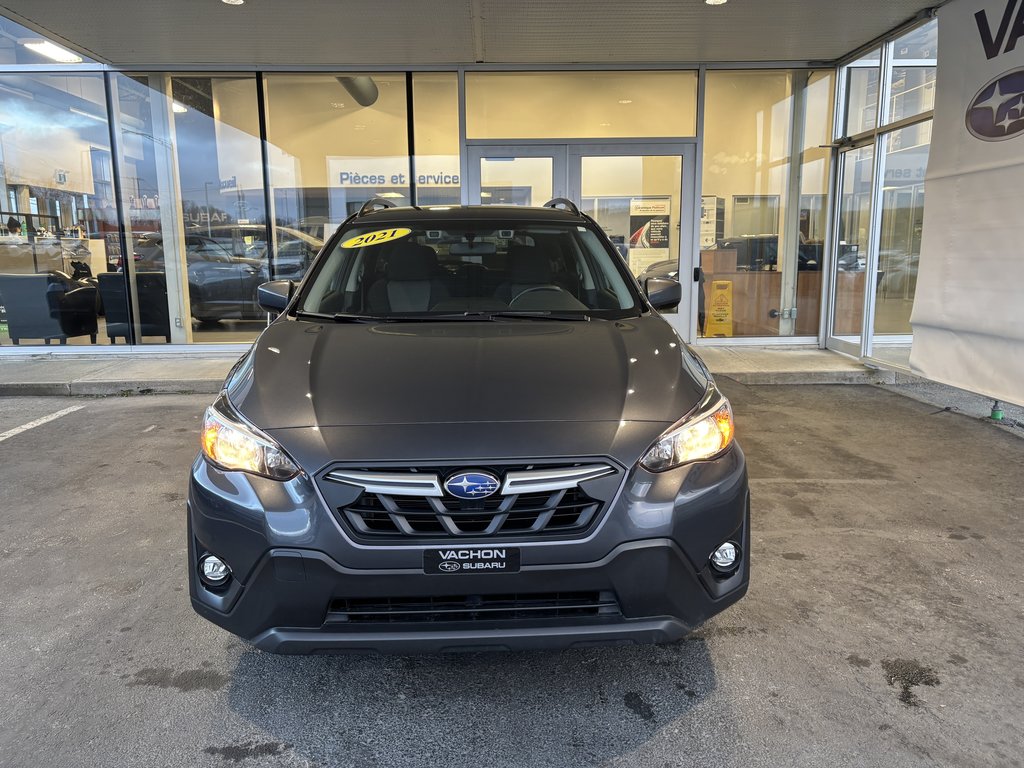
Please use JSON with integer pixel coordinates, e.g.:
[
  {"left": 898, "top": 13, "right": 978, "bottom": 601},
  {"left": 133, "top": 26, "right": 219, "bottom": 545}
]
[
  {"left": 640, "top": 394, "right": 735, "bottom": 472},
  {"left": 201, "top": 396, "right": 299, "bottom": 480}
]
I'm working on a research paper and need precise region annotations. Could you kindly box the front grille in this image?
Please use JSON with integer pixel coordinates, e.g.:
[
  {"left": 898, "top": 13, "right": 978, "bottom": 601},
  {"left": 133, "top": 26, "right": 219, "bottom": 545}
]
[
  {"left": 320, "top": 462, "right": 619, "bottom": 541},
  {"left": 326, "top": 591, "right": 620, "bottom": 624},
  {"left": 341, "top": 486, "right": 601, "bottom": 537}
]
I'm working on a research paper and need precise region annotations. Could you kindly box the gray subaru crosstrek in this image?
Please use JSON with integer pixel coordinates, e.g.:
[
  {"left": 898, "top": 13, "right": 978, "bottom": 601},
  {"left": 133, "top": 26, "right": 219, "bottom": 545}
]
[{"left": 189, "top": 199, "right": 749, "bottom": 653}]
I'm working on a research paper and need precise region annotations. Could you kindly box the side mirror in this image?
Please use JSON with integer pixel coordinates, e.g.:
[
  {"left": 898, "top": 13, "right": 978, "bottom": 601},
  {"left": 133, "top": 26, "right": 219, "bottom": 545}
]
[
  {"left": 257, "top": 280, "right": 294, "bottom": 313},
  {"left": 644, "top": 277, "right": 682, "bottom": 311}
]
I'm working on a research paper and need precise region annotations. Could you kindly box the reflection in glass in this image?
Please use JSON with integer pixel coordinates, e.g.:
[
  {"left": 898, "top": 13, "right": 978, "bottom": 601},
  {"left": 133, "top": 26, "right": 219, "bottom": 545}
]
[
  {"left": 843, "top": 49, "right": 881, "bottom": 137},
  {"left": 479, "top": 157, "right": 553, "bottom": 206},
  {"left": 0, "top": 73, "right": 115, "bottom": 346},
  {"left": 113, "top": 74, "right": 269, "bottom": 344},
  {"left": 832, "top": 145, "right": 874, "bottom": 340},
  {"left": 874, "top": 125, "right": 930, "bottom": 336},
  {"left": 700, "top": 71, "right": 798, "bottom": 337},
  {"left": 264, "top": 73, "right": 410, "bottom": 256},
  {"left": 793, "top": 70, "right": 835, "bottom": 337},
  {"left": 889, "top": 20, "right": 937, "bottom": 124},
  {"left": 412, "top": 73, "right": 461, "bottom": 206}
]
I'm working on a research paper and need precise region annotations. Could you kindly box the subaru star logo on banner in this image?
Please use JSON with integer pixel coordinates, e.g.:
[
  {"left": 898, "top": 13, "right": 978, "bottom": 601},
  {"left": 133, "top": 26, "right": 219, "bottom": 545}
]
[{"left": 910, "top": 0, "right": 1024, "bottom": 405}]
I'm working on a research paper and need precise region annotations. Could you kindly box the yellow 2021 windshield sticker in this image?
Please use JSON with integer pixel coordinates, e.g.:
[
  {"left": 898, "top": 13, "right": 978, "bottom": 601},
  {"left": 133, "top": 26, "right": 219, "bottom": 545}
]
[{"left": 341, "top": 228, "right": 412, "bottom": 248}]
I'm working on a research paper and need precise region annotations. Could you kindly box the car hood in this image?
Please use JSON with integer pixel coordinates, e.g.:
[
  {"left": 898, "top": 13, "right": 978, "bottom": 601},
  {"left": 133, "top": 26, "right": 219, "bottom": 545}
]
[{"left": 226, "top": 316, "right": 707, "bottom": 431}]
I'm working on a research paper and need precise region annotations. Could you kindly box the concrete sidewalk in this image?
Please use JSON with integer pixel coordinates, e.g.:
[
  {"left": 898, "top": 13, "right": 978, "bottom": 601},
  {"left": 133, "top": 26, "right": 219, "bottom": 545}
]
[{"left": 0, "top": 345, "right": 909, "bottom": 397}]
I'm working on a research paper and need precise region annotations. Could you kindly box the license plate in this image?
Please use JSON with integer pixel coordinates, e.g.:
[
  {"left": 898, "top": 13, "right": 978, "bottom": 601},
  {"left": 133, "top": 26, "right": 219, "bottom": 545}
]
[{"left": 424, "top": 547, "right": 521, "bottom": 574}]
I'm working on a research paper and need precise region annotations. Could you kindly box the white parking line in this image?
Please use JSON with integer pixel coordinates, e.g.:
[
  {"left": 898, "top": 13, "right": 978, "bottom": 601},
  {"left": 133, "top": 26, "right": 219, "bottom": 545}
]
[{"left": 0, "top": 406, "right": 85, "bottom": 444}]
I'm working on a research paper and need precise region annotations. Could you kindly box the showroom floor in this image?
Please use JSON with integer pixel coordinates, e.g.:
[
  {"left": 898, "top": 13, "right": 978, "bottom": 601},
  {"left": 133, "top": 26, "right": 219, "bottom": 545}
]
[{"left": 0, "top": 384, "right": 1021, "bottom": 767}]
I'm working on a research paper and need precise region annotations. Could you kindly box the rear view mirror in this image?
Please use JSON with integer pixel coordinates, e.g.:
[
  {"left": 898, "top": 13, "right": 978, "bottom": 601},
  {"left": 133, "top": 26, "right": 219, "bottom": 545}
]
[
  {"left": 644, "top": 277, "right": 682, "bottom": 311},
  {"left": 257, "top": 280, "right": 294, "bottom": 313}
]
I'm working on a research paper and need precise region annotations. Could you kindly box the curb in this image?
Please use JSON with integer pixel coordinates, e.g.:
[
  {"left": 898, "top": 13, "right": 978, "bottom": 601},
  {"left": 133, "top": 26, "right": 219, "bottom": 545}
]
[
  {"left": 0, "top": 380, "right": 223, "bottom": 397},
  {"left": 0, "top": 370, "right": 901, "bottom": 396}
]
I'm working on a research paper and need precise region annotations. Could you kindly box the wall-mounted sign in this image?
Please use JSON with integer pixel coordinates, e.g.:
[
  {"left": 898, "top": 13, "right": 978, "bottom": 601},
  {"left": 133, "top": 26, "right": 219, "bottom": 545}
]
[
  {"left": 327, "top": 156, "right": 461, "bottom": 189},
  {"left": 628, "top": 197, "right": 671, "bottom": 274}
]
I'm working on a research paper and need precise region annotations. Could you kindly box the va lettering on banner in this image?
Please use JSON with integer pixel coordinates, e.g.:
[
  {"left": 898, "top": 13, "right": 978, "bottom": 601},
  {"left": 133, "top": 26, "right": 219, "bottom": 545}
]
[{"left": 909, "top": 0, "right": 1024, "bottom": 405}]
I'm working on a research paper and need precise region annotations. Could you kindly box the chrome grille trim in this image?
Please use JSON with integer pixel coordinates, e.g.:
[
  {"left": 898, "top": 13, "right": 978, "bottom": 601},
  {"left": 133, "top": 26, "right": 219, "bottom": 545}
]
[
  {"left": 500, "top": 464, "right": 615, "bottom": 495},
  {"left": 324, "top": 470, "right": 444, "bottom": 497}
]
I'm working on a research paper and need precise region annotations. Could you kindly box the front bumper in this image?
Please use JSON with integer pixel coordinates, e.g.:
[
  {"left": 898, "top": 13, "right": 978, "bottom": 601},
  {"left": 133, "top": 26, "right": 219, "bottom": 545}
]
[{"left": 188, "top": 444, "right": 750, "bottom": 654}]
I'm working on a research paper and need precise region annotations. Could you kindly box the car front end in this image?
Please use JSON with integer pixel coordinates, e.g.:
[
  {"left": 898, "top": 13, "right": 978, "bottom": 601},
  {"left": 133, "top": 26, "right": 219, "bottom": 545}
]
[{"left": 188, "top": 204, "right": 749, "bottom": 653}]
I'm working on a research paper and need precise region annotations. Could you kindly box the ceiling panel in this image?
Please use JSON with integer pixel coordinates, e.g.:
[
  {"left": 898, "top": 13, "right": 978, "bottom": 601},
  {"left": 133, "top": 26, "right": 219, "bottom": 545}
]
[{"left": 0, "top": 0, "right": 937, "bottom": 67}]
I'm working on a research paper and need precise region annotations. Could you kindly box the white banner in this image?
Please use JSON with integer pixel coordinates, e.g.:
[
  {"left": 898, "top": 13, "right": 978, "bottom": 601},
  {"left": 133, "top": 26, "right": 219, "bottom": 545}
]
[{"left": 910, "top": 0, "right": 1024, "bottom": 405}]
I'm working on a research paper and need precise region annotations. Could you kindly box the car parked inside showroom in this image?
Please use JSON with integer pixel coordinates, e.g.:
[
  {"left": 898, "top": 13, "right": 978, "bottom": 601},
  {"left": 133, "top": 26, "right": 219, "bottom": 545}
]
[{"left": 188, "top": 198, "right": 750, "bottom": 653}]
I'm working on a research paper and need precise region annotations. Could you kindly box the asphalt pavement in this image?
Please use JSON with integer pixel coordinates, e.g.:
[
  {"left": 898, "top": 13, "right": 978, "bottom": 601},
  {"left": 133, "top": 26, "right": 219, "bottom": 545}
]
[{"left": 0, "top": 384, "right": 1021, "bottom": 767}]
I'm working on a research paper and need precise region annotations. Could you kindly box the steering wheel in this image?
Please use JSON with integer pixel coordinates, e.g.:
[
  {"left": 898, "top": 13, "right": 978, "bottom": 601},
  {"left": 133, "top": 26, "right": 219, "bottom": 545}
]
[{"left": 510, "top": 285, "right": 568, "bottom": 305}]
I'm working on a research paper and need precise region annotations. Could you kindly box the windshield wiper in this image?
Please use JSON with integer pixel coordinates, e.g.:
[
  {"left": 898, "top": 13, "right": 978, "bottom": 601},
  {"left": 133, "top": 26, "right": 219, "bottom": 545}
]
[
  {"left": 294, "top": 310, "right": 387, "bottom": 323},
  {"left": 480, "top": 310, "right": 591, "bottom": 322},
  {"left": 296, "top": 309, "right": 592, "bottom": 323}
]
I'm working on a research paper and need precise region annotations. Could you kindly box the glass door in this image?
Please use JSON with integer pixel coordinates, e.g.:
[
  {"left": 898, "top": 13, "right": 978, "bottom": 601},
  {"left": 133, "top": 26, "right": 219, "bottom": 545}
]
[
  {"left": 467, "top": 145, "right": 567, "bottom": 206},
  {"left": 467, "top": 143, "right": 696, "bottom": 339},
  {"left": 570, "top": 145, "right": 695, "bottom": 338},
  {"left": 828, "top": 143, "right": 875, "bottom": 355}
]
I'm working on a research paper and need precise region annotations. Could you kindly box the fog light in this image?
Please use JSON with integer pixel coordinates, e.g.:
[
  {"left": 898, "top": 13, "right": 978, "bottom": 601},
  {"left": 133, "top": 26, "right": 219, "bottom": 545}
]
[
  {"left": 199, "top": 554, "right": 231, "bottom": 586},
  {"left": 710, "top": 542, "right": 739, "bottom": 572}
]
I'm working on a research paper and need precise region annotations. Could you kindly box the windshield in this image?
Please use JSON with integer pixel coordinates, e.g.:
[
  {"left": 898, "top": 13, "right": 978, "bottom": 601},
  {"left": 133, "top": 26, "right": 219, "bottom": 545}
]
[{"left": 297, "top": 219, "right": 640, "bottom": 319}]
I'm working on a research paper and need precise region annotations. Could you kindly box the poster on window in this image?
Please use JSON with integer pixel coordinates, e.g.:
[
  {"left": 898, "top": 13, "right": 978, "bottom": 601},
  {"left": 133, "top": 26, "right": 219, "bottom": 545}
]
[
  {"left": 628, "top": 197, "right": 671, "bottom": 275},
  {"left": 909, "top": 0, "right": 1024, "bottom": 405}
]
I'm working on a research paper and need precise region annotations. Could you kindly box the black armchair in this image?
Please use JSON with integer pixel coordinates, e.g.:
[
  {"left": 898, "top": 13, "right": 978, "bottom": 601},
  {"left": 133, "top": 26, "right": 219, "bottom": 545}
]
[
  {"left": 96, "top": 271, "right": 171, "bottom": 343},
  {"left": 0, "top": 273, "right": 98, "bottom": 345}
]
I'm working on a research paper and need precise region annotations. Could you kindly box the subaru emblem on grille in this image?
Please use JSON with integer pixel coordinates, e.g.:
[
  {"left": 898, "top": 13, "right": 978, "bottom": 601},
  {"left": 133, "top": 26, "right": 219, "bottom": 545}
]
[{"left": 444, "top": 471, "right": 500, "bottom": 500}]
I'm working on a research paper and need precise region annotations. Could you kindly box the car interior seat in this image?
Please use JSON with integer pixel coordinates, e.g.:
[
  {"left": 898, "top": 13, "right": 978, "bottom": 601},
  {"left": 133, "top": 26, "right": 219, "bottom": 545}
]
[
  {"left": 367, "top": 243, "right": 449, "bottom": 312},
  {"left": 496, "top": 243, "right": 559, "bottom": 304}
]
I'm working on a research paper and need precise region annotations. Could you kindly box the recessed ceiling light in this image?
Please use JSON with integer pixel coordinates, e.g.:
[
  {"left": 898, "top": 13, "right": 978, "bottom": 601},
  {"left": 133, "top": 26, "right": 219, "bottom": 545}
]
[
  {"left": 222, "top": 0, "right": 245, "bottom": 5},
  {"left": 330, "top": 102, "right": 346, "bottom": 109},
  {"left": 617, "top": 99, "right": 632, "bottom": 104},
  {"left": 20, "top": 39, "right": 82, "bottom": 63},
  {"left": 705, "top": 0, "right": 728, "bottom": 5},
  {"left": 599, "top": 122, "right": 612, "bottom": 127}
]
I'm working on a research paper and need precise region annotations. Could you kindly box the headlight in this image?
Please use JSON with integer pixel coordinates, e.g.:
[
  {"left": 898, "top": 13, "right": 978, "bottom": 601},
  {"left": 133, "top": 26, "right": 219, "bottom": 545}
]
[
  {"left": 200, "top": 397, "right": 299, "bottom": 480},
  {"left": 640, "top": 394, "right": 734, "bottom": 472}
]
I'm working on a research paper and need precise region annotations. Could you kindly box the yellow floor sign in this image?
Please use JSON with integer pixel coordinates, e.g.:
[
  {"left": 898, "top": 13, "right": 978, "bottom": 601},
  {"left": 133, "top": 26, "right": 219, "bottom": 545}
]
[{"left": 706, "top": 280, "right": 733, "bottom": 337}]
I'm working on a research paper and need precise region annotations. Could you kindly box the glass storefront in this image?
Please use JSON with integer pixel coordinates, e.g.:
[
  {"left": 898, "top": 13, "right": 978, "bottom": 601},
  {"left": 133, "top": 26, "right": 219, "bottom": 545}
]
[
  {"left": 264, "top": 73, "right": 410, "bottom": 249},
  {"left": 411, "top": 73, "right": 461, "bottom": 206},
  {"left": 0, "top": 13, "right": 938, "bottom": 354},
  {"left": 0, "top": 72, "right": 116, "bottom": 345},
  {"left": 699, "top": 69, "right": 833, "bottom": 338},
  {"left": 465, "top": 71, "right": 698, "bottom": 139},
  {"left": 829, "top": 17, "right": 936, "bottom": 366}
]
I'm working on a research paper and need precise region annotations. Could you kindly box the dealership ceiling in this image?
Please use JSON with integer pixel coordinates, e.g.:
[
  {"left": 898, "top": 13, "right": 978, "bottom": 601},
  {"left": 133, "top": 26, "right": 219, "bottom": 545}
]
[{"left": 0, "top": 0, "right": 939, "bottom": 67}]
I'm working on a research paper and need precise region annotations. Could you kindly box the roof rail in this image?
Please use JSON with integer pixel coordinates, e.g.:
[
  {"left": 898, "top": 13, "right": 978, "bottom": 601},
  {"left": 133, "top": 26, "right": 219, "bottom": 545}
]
[
  {"left": 542, "top": 197, "right": 582, "bottom": 217},
  {"left": 356, "top": 197, "right": 398, "bottom": 217}
]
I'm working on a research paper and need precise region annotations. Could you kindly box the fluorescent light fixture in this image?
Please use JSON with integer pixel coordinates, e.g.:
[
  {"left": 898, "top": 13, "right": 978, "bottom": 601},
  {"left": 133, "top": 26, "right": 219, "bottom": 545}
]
[
  {"left": 70, "top": 107, "right": 105, "bottom": 122},
  {"left": 705, "top": 0, "right": 728, "bottom": 5},
  {"left": 21, "top": 39, "right": 83, "bottom": 63},
  {"left": 617, "top": 99, "right": 632, "bottom": 104},
  {"left": 377, "top": 192, "right": 405, "bottom": 199},
  {"left": 222, "top": 0, "right": 245, "bottom": 4},
  {"left": 480, "top": 192, "right": 492, "bottom": 198},
  {"left": 172, "top": 102, "right": 188, "bottom": 113}
]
